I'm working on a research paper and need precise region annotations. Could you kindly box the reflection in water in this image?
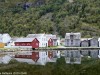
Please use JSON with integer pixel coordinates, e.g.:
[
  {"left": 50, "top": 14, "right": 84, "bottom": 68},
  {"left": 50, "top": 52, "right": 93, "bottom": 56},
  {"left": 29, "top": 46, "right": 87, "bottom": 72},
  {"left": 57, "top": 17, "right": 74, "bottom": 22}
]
[
  {"left": 0, "top": 50, "right": 99, "bottom": 65},
  {"left": 65, "top": 50, "right": 81, "bottom": 64}
]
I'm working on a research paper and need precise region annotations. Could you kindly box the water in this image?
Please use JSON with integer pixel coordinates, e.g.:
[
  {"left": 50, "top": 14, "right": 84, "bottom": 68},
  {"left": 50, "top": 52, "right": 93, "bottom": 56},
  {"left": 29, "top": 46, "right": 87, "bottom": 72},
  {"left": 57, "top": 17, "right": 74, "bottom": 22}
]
[{"left": 0, "top": 49, "right": 99, "bottom": 65}]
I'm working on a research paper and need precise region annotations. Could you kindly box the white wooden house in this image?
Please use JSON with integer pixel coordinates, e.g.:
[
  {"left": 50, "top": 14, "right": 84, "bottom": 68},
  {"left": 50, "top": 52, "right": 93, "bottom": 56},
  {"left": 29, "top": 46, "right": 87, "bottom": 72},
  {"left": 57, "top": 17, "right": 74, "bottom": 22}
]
[
  {"left": 2, "top": 33, "right": 11, "bottom": 44},
  {"left": 52, "top": 35, "right": 60, "bottom": 46},
  {"left": 65, "top": 32, "right": 81, "bottom": 47},
  {"left": 27, "top": 34, "right": 47, "bottom": 47},
  {"left": 45, "top": 34, "right": 54, "bottom": 47}
]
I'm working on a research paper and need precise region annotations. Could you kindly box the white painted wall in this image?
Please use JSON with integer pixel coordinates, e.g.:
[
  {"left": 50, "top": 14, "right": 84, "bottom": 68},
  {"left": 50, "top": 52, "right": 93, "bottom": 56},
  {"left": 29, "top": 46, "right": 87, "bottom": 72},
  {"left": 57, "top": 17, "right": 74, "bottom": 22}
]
[
  {"left": 2, "top": 33, "right": 11, "bottom": 43},
  {"left": 37, "top": 35, "right": 48, "bottom": 47}
]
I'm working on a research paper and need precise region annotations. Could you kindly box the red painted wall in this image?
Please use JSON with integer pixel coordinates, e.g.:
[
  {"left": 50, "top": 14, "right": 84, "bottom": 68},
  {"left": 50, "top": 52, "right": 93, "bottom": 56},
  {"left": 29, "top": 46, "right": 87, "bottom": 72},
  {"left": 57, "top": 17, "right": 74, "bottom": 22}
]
[
  {"left": 48, "top": 38, "right": 53, "bottom": 47},
  {"left": 15, "top": 38, "right": 39, "bottom": 48},
  {"left": 31, "top": 52, "right": 39, "bottom": 62},
  {"left": 15, "top": 42, "right": 31, "bottom": 46},
  {"left": 32, "top": 38, "right": 39, "bottom": 48}
]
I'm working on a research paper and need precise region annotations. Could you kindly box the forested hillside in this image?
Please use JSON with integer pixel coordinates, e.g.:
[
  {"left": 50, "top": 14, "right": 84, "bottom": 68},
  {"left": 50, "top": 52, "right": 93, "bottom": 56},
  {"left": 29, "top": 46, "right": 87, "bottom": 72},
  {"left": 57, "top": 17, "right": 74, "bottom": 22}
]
[{"left": 0, "top": 0, "right": 100, "bottom": 37}]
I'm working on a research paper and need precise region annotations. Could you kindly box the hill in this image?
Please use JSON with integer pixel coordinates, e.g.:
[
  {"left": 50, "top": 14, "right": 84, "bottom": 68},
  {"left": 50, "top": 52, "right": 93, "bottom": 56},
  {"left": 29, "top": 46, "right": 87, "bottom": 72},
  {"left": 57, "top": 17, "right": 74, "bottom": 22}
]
[{"left": 0, "top": 0, "right": 100, "bottom": 37}]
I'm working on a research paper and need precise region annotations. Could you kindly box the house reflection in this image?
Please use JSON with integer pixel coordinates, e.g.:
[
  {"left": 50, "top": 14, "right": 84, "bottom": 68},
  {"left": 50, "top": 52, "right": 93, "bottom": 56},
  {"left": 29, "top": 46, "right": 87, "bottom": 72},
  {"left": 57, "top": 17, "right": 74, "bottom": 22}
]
[{"left": 0, "top": 50, "right": 100, "bottom": 65}]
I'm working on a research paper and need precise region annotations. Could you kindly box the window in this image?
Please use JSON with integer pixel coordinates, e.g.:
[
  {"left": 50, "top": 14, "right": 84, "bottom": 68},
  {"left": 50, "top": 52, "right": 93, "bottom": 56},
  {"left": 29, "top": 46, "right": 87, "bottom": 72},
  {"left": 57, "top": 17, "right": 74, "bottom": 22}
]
[
  {"left": 67, "top": 40, "right": 69, "bottom": 45},
  {"left": 71, "top": 40, "right": 73, "bottom": 45},
  {"left": 27, "top": 43, "right": 30, "bottom": 46},
  {"left": 16, "top": 44, "right": 19, "bottom": 46},
  {"left": 22, "top": 43, "right": 25, "bottom": 46},
  {"left": 27, "top": 55, "right": 30, "bottom": 58},
  {"left": 46, "top": 52, "right": 47, "bottom": 55},
  {"left": 70, "top": 35, "right": 74, "bottom": 39}
]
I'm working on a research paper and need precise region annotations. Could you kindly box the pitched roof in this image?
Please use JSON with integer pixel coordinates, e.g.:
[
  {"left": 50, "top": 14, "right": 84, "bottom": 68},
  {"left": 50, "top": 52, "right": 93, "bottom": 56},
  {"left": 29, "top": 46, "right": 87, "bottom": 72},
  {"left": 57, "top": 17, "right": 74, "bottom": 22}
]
[
  {"left": 45, "top": 34, "right": 52, "bottom": 38},
  {"left": 52, "top": 35, "right": 57, "bottom": 39},
  {"left": 65, "top": 32, "right": 81, "bottom": 36},
  {"left": 27, "top": 34, "right": 45, "bottom": 38},
  {"left": 65, "top": 32, "right": 81, "bottom": 39},
  {"left": 15, "top": 38, "right": 35, "bottom": 42}
]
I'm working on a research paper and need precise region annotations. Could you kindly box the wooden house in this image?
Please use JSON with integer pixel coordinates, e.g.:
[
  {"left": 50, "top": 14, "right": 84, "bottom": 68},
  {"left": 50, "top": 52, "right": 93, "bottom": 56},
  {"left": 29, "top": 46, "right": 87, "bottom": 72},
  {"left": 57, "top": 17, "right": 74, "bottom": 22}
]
[
  {"left": 65, "top": 32, "right": 81, "bottom": 47},
  {"left": 15, "top": 38, "right": 39, "bottom": 49},
  {"left": 45, "top": 34, "right": 53, "bottom": 47},
  {"left": 81, "top": 38, "right": 89, "bottom": 47},
  {"left": 89, "top": 38, "right": 98, "bottom": 47},
  {"left": 2, "top": 33, "right": 11, "bottom": 44},
  {"left": 27, "top": 34, "right": 47, "bottom": 47},
  {"left": 52, "top": 35, "right": 60, "bottom": 46}
]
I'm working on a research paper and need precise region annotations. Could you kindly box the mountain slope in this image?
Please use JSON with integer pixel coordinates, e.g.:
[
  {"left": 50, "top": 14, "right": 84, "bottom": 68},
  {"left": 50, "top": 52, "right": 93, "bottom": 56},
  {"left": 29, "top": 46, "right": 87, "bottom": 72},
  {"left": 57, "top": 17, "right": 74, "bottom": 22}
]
[{"left": 0, "top": 0, "right": 100, "bottom": 37}]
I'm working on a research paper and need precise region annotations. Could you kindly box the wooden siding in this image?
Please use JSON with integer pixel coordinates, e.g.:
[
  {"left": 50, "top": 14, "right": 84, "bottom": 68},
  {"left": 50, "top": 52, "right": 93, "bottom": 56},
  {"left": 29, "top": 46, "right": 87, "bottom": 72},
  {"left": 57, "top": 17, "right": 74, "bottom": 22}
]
[
  {"left": 0, "top": 43, "right": 5, "bottom": 48},
  {"left": 32, "top": 38, "right": 39, "bottom": 48},
  {"left": 15, "top": 38, "right": 39, "bottom": 48},
  {"left": 48, "top": 38, "right": 53, "bottom": 47}
]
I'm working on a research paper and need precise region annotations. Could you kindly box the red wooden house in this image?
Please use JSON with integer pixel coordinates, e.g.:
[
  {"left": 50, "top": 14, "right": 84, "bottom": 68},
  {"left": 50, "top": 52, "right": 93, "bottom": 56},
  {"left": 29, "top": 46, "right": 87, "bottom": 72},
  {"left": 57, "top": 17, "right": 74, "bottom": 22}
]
[
  {"left": 48, "top": 38, "right": 53, "bottom": 47},
  {"left": 15, "top": 38, "right": 39, "bottom": 48}
]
